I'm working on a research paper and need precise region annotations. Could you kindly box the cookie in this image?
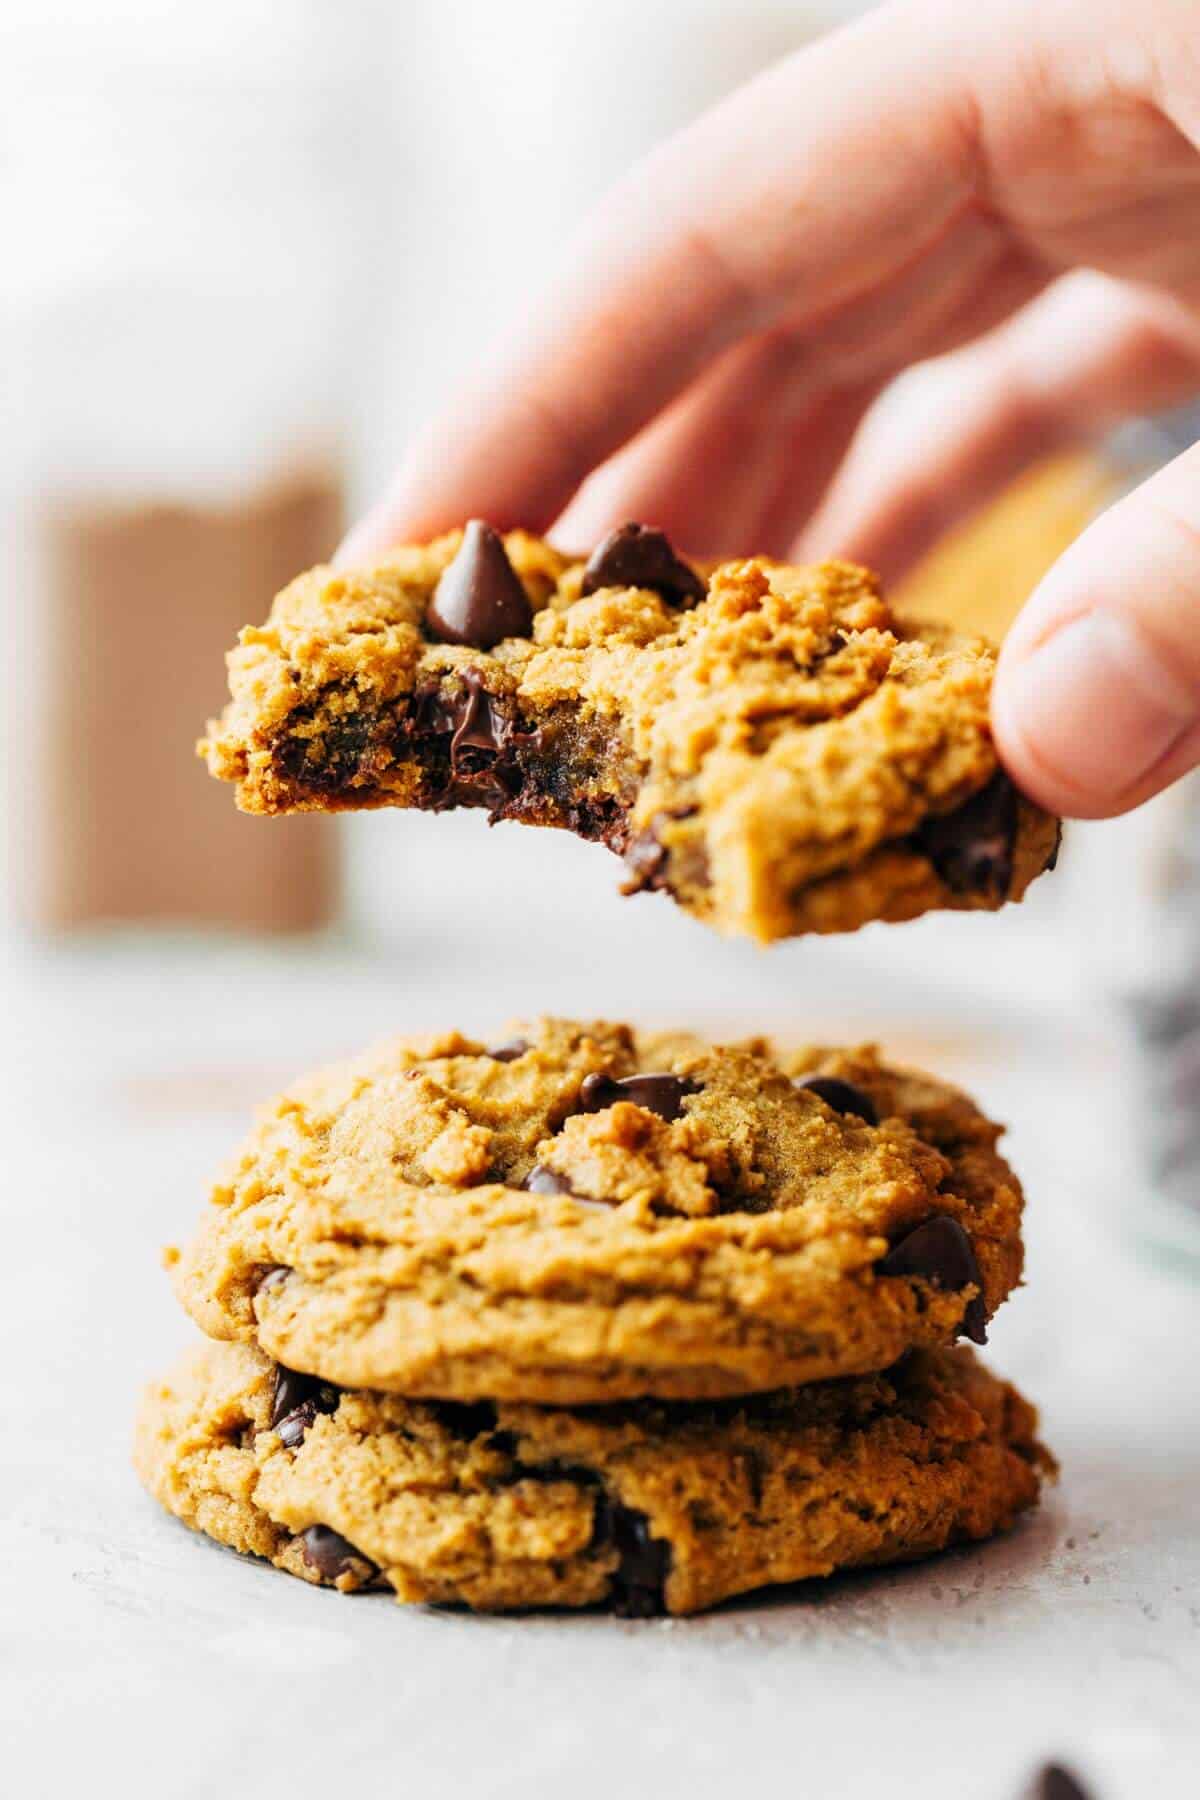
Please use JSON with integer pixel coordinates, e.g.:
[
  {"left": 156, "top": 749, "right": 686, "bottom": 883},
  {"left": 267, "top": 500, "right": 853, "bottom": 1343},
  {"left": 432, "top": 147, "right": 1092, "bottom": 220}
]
[
  {"left": 200, "top": 522, "right": 1060, "bottom": 941},
  {"left": 171, "top": 1018, "right": 1025, "bottom": 1403},
  {"left": 134, "top": 1338, "right": 1051, "bottom": 1617}
]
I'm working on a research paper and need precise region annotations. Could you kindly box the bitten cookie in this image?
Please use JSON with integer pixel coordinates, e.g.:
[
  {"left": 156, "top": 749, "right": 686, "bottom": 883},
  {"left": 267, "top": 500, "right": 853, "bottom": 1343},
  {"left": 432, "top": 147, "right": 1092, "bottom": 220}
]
[
  {"left": 200, "top": 522, "right": 1060, "bottom": 941},
  {"left": 134, "top": 1338, "right": 1052, "bottom": 1617},
  {"left": 171, "top": 1018, "right": 1025, "bottom": 1404}
]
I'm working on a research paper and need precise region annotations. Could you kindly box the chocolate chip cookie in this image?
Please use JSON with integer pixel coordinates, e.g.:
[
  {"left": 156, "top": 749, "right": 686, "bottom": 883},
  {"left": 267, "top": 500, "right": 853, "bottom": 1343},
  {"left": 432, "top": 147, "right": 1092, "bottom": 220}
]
[
  {"left": 200, "top": 523, "right": 1060, "bottom": 941},
  {"left": 170, "top": 1018, "right": 1025, "bottom": 1403},
  {"left": 134, "top": 1338, "right": 1051, "bottom": 1616}
]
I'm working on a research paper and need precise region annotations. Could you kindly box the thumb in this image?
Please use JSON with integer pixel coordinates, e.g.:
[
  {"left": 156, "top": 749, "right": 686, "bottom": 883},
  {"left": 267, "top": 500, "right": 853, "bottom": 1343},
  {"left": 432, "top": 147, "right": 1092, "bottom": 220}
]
[{"left": 993, "top": 439, "right": 1200, "bottom": 820}]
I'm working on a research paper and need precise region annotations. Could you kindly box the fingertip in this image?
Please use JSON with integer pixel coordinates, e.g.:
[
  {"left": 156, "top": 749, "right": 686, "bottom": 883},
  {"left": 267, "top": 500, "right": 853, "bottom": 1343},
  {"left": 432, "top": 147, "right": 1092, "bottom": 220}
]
[
  {"left": 990, "top": 653, "right": 1096, "bottom": 819},
  {"left": 993, "top": 608, "right": 1198, "bottom": 819},
  {"left": 331, "top": 509, "right": 387, "bottom": 570}
]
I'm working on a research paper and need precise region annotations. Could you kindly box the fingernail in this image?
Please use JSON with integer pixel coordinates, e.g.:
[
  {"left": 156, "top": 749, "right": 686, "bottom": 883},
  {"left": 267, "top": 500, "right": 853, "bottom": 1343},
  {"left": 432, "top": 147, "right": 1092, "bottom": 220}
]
[{"left": 998, "top": 611, "right": 1197, "bottom": 807}]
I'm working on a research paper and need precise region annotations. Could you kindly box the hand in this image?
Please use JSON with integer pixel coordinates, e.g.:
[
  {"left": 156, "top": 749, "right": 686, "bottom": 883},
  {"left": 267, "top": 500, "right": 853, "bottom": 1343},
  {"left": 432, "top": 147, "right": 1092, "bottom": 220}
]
[{"left": 338, "top": 0, "right": 1200, "bottom": 821}]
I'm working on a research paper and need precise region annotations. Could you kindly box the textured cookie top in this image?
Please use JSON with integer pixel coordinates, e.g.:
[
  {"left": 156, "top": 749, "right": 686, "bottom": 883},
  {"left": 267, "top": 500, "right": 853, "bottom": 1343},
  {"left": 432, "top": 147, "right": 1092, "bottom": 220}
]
[
  {"left": 200, "top": 525, "right": 1060, "bottom": 941},
  {"left": 172, "top": 1018, "right": 1025, "bottom": 1403},
  {"left": 134, "top": 1338, "right": 1052, "bottom": 1617}
]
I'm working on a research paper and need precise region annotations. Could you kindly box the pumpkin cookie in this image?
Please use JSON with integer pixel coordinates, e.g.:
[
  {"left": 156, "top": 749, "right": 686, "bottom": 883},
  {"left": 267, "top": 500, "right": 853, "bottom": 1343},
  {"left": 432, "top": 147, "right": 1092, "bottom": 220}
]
[
  {"left": 200, "top": 523, "right": 1059, "bottom": 941},
  {"left": 171, "top": 1018, "right": 1024, "bottom": 1403},
  {"left": 135, "top": 1337, "right": 1051, "bottom": 1617}
]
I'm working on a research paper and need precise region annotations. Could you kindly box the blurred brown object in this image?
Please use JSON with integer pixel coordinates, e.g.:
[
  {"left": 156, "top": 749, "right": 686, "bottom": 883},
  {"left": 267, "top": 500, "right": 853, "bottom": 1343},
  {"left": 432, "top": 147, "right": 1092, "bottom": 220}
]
[
  {"left": 16, "top": 472, "right": 341, "bottom": 932},
  {"left": 895, "top": 453, "right": 1115, "bottom": 642}
]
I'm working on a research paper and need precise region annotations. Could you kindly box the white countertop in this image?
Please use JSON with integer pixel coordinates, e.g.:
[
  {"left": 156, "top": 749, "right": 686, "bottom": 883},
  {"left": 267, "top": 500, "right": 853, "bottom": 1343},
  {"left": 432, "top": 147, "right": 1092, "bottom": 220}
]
[{"left": 4, "top": 831, "right": 1199, "bottom": 1800}]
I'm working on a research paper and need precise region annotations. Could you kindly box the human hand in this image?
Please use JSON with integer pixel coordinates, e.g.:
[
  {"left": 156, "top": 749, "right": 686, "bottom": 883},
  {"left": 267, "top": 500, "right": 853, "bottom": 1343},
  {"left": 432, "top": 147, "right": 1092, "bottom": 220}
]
[{"left": 338, "top": 0, "right": 1200, "bottom": 820}]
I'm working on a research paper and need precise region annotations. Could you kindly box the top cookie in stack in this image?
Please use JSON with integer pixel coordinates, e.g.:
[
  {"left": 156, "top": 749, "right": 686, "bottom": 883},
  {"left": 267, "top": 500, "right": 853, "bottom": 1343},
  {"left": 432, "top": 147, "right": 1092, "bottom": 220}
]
[
  {"left": 199, "top": 523, "right": 1061, "bottom": 941},
  {"left": 170, "top": 1017, "right": 1024, "bottom": 1405}
]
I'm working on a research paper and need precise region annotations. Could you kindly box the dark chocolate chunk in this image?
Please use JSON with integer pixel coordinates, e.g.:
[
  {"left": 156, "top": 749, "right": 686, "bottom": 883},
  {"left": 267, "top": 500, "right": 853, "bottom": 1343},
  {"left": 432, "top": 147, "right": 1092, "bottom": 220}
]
[
  {"left": 591, "top": 1496, "right": 671, "bottom": 1618},
  {"left": 578, "top": 1071, "right": 698, "bottom": 1122},
  {"left": 271, "top": 1365, "right": 340, "bottom": 1447},
  {"left": 794, "top": 1074, "right": 879, "bottom": 1125},
  {"left": 427, "top": 520, "right": 533, "bottom": 648},
  {"left": 877, "top": 1215, "right": 988, "bottom": 1345},
  {"left": 1028, "top": 1765, "right": 1095, "bottom": 1800},
  {"left": 914, "top": 772, "right": 1019, "bottom": 901},
  {"left": 299, "top": 1524, "right": 377, "bottom": 1584},
  {"left": 487, "top": 1037, "right": 529, "bottom": 1063},
  {"left": 581, "top": 523, "right": 705, "bottom": 608}
]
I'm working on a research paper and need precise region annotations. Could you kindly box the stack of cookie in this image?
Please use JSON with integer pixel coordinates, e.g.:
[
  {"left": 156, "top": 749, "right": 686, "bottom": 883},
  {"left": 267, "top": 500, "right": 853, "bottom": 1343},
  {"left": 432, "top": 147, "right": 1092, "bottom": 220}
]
[
  {"left": 138, "top": 526, "right": 1058, "bottom": 1613},
  {"left": 136, "top": 1020, "right": 1053, "bottom": 1616}
]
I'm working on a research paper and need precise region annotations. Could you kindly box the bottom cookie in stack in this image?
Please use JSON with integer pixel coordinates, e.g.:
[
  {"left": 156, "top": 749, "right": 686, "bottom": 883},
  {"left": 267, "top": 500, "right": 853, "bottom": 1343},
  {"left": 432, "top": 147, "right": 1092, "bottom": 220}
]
[{"left": 134, "top": 1339, "right": 1053, "bottom": 1617}]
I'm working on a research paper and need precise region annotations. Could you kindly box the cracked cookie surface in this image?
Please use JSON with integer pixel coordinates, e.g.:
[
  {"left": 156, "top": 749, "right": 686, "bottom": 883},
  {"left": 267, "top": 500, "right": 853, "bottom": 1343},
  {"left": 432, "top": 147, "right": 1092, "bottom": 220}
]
[
  {"left": 171, "top": 1018, "right": 1025, "bottom": 1403},
  {"left": 200, "top": 524, "right": 1060, "bottom": 942},
  {"left": 134, "top": 1338, "right": 1051, "bottom": 1617}
]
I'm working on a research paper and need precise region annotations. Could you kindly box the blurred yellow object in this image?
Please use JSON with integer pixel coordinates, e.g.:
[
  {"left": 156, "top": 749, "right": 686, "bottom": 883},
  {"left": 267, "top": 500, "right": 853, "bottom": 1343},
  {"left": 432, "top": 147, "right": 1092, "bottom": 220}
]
[{"left": 895, "top": 453, "right": 1115, "bottom": 642}]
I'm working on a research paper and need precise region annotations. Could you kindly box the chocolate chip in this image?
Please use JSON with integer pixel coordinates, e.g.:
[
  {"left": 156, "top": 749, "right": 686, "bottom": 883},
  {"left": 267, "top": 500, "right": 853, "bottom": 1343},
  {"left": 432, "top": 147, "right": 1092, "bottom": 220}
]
[
  {"left": 1028, "top": 1766, "right": 1094, "bottom": 1800},
  {"left": 620, "top": 809, "right": 706, "bottom": 898},
  {"left": 255, "top": 1265, "right": 290, "bottom": 1295},
  {"left": 271, "top": 1365, "right": 340, "bottom": 1447},
  {"left": 427, "top": 520, "right": 533, "bottom": 648},
  {"left": 580, "top": 523, "right": 705, "bottom": 608},
  {"left": 577, "top": 1071, "right": 698, "bottom": 1122},
  {"left": 523, "top": 1163, "right": 577, "bottom": 1195},
  {"left": 877, "top": 1215, "right": 988, "bottom": 1345},
  {"left": 914, "top": 772, "right": 1019, "bottom": 901},
  {"left": 487, "top": 1037, "right": 529, "bottom": 1063},
  {"left": 622, "top": 822, "right": 671, "bottom": 894},
  {"left": 430, "top": 1399, "right": 500, "bottom": 1441},
  {"left": 523, "top": 1163, "right": 613, "bottom": 1210},
  {"left": 299, "top": 1524, "right": 376, "bottom": 1584},
  {"left": 591, "top": 1496, "right": 670, "bottom": 1617},
  {"left": 794, "top": 1074, "right": 879, "bottom": 1125}
]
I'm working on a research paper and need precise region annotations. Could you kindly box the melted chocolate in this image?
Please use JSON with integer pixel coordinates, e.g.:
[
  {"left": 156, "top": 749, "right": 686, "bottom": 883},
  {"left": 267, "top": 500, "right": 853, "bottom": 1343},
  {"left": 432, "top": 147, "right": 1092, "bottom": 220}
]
[{"left": 914, "top": 773, "right": 1019, "bottom": 900}]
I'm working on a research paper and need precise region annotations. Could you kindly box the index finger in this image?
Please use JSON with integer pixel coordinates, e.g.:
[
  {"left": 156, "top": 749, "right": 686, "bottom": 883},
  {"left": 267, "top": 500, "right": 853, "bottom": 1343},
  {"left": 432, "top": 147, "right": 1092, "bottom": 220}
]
[
  {"left": 337, "top": 0, "right": 1170, "bottom": 560},
  {"left": 336, "top": 0, "right": 981, "bottom": 561}
]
